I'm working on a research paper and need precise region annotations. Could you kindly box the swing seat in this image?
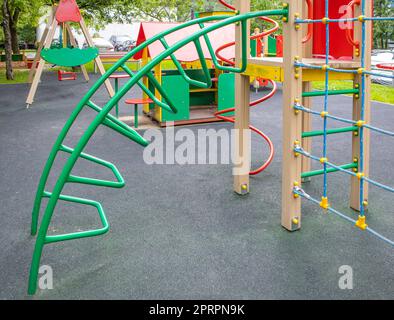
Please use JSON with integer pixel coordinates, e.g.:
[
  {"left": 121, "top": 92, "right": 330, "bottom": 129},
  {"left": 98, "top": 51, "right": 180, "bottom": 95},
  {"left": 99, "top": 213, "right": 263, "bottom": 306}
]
[{"left": 41, "top": 47, "right": 99, "bottom": 67}]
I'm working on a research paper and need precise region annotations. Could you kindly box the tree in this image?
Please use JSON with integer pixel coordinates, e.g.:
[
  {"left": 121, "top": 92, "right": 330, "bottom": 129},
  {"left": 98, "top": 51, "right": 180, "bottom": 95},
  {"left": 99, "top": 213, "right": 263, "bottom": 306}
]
[
  {"left": 2, "top": 0, "right": 13, "bottom": 79},
  {"left": 373, "top": 0, "right": 394, "bottom": 49}
]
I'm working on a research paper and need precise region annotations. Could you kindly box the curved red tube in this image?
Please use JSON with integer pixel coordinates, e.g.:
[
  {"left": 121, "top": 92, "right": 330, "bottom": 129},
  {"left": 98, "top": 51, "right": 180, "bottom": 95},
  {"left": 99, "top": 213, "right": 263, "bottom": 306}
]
[
  {"left": 377, "top": 63, "right": 394, "bottom": 71},
  {"left": 215, "top": 0, "right": 278, "bottom": 175}
]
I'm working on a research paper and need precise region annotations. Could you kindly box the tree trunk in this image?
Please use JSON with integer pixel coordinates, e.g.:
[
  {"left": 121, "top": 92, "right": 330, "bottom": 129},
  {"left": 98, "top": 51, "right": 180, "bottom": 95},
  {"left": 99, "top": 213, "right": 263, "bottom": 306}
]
[
  {"left": 2, "top": 0, "right": 14, "bottom": 80},
  {"left": 9, "top": 7, "right": 21, "bottom": 54}
]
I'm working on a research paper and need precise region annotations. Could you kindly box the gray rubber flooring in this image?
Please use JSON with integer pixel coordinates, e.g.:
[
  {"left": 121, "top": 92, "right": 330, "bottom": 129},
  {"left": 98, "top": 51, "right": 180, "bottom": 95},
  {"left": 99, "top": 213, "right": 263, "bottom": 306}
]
[{"left": 0, "top": 73, "right": 393, "bottom": 299}]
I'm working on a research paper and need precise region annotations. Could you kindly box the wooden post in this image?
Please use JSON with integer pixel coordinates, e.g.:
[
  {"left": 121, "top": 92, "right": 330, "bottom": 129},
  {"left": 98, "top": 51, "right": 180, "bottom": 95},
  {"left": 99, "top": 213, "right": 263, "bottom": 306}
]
[
  {"left": 281, "top": 1, "right": 303, "bottom": 231},
  {"left": 233, "top": 0, "right": 251, "bottom": 195},
  {"left": 350, "top": 0, "right": 372, "bottom": 210},
  {"left": 65, "top": 23, "right": 89, "bottom": 82},
  {"left": 28, "top": 8, "right": 56, "bottom": 83},
  {"left": 26, "top": 17, "right": 58, "bottom": 106},
  {"left": 79, "top": 18, "right": 115, "bottom": 98}
]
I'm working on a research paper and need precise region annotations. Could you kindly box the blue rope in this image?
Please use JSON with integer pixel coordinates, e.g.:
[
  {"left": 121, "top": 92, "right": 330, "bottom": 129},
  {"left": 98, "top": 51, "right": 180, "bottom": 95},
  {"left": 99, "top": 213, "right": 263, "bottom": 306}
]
[
  {"left": 293, "top": 188, "right": 394, "bottom": 247},
  {"left": 294, "top": 104, "right": 357, "bottom": 125},
  {"left": 364, "top": 124, "right": 394, "bottom": 137},
  {"left": 323, "top": 0, "right": 329, "bottom": 198}
]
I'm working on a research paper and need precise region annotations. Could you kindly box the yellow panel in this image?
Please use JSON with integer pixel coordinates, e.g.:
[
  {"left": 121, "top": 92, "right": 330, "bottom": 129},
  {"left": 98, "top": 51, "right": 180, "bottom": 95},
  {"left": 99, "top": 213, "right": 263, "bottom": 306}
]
[
  {"left": 142, "top": 48, "right": 150, "bottom": 113},
  {"left": 154, "top": 64, "right": 162, "bottom": 121},
  {"left": 197, "top": 11, "right": 236, "bottom": 18},
  {"left": 242, "top": 64, "right": 283, "bottom": 82},
  {"left": 303, "top": 70, "right": 355, "bottom": 82}
]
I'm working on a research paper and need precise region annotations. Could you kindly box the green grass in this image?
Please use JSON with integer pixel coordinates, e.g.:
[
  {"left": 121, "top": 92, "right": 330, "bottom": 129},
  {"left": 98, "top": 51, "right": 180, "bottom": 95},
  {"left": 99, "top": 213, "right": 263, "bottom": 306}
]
[
  {"left": 312, "top": 80, "right": 394, "bottom": 104},
  {"left": 0, "top": 69, "right": 30, "bottom": 84}
]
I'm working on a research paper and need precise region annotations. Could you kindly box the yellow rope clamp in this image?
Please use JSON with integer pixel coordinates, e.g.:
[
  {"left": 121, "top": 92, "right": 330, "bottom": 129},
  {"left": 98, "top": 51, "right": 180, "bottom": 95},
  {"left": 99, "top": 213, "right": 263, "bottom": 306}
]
[
  {"left": 322, "top": 17, "right": 329, "bottom": 24},
  {"left": 356, "top": 120, "right": 366, "bottom": 127},
  {"left": 294, "top": 140, "right": 300, "bottom": 157},
  {"left": 322, "top": 64, "right": 329, "bottom": 71},
  {"left": 320, "top": 111, "right": 328, "bottom": 118},
  {"left": 357, "top": 68, "right": 365, "bottom": 75},
  {"left": 320, "top": 157, "right": 328, "bottom": 164},
  {"left": 320, "top": 196, "right": 330, "bottom": 210},
  {"left": 355, "top": 215, "right": 368, "bottom": 230},
  {"left": 358, "top": 15, "right": 365, "bottom": 22},
  {"left": 356, "top": 172, "right": 364, "bottom": 180}
]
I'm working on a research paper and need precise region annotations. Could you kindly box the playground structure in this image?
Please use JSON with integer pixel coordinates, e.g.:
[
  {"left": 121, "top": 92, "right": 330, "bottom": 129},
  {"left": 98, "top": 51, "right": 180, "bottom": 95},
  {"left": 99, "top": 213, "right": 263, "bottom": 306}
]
[
  {"left": 26, "top": 0, "right": 114, "bottom": 107},
  {"left": 133, "top": 22, "right": 235, "bottom": 126},
  {"left": 27, "top": 0, "right": 394, "bottom": 295}
]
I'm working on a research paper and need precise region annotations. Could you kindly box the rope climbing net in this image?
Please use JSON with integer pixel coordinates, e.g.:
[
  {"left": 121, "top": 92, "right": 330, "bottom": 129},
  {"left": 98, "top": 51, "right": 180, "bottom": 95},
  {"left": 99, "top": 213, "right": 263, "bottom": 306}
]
[{"left": 293, "top": 0, "right": 394, "bottom": 246}]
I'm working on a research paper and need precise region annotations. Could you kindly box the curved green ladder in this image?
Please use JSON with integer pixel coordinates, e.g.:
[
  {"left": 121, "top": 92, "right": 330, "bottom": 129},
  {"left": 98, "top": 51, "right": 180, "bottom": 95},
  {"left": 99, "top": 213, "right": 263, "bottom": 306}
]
[{"left": 28, "top": 8, "right": 288, "bottom": 295}]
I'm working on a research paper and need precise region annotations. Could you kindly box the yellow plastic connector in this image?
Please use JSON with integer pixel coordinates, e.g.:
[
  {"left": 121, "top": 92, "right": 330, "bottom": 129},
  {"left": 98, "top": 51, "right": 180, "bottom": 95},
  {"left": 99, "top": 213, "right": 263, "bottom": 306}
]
[
  {"left": 355, "top": 215, "right": 368, "bottom": 230},
  {"left": 357, "top": 67, "right": 365, "bottom": 74},
  {"left": 354, "top": 84, "right": 360, "bottom": 89},
  {"left": 355, "top": 120, "right": 366, "bottom": 127},
  {"left": 295, "top": 73, "right": 300, "bottom": 79},
  {"left": 358, "top": 15, "right": 365, "bottom": 22},
  {"left": 320, "top": 197, "right": 330, "bottom": 210},
  {"left": 355, "top": 48, "right": 360, "bottom": 57},
  {"left": 322, "top": 17, "right": 329, "bottom": 24},
  {"left": 295, "top": 24, "right": 301, "bottom": 30},
  {"left": 363, "top": 200, "right": 368, "bottom": 207},
  {"left": 320, "top": 157, "right": 328, "bottom": 164},
  {"left": 322, "top": 64, "right": 329, "bottom": 71},
  {"left": 356, "top": 172, "right": 364, "bottom": 180},
  {"left": 320, "top": 111, "right": 328, "bottom": 118},
  {"left": 282, "top": 3, "right": 289, "bottom": 9},
  {"left": 241, "top": 184, "right": 248, "bottom": 191},
  {"left": 282, "top": 16, "right": 288, "bottom": 22},
  {"left": 292, "top": 218, "right": 299, "bottom": 225}
]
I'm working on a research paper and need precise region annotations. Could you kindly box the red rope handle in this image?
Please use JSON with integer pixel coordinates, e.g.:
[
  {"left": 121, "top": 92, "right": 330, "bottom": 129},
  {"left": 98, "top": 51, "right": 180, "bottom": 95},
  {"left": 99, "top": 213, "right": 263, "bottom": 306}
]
[{"left": 345, "top": 0, "right": 361, "bottom": 49}]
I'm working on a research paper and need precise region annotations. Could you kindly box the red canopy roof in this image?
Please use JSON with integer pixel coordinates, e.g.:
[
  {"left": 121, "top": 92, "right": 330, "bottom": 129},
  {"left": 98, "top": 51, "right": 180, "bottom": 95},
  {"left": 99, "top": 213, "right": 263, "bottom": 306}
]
[{"left": 134, "top": 22, "right": 235, "bottom": 62}]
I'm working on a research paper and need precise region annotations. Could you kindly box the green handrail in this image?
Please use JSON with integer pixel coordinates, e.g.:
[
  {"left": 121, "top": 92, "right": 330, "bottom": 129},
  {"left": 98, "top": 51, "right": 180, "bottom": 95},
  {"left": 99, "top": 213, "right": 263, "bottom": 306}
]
[
  {"left": 302, "top": 162, "right": 358, "bottom": 179},
  {"left": 302, "top": 88, "right": 359, "bottom": 97},
  {"left": 28, "top": 8, "right": 288, "bottom": 295},
  {"left": 302, "top": 126, "right": 359, "bottom": 138}
]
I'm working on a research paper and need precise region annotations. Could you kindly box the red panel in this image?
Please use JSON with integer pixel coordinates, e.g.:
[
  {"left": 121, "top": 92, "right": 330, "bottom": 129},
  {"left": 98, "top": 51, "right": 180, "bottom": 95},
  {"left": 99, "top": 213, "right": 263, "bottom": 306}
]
[
  {"left": 56, "top": 0, "right": 81, "bottom": 23},
  {"left": 312, "top": 0, "right": 354, "bottom": 60},
  {"left": 276, "top": 35, "right": 283, "bottom": 57}
]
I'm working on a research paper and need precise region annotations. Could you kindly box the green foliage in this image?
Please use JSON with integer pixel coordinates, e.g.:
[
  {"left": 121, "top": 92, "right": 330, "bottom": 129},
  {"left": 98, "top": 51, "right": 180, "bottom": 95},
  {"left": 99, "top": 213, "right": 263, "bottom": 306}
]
[{"left": 373, "top": 0, "right": 394, "bottom": 49}]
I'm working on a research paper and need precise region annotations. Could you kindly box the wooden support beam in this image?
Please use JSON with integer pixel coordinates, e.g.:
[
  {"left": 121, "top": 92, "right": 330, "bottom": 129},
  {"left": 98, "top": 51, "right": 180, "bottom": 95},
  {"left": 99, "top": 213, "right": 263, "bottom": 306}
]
[
  {"left": 79, "top": 18, "right": 115, "bottom": 98},
  {"left": 26, "top": 17, "right": 58, "bottom": 107},
  {"left": 350, "top": 0, "right": 372, "bottom": 210},
  {"left": 65, "top": 23, "right": 89, "bottom": 82},
  {"left": 233, "top": 0, "right": 251, "bottom": 195},
  {"left": 281, "top": 1, "right": 303, "bottom": 231}
]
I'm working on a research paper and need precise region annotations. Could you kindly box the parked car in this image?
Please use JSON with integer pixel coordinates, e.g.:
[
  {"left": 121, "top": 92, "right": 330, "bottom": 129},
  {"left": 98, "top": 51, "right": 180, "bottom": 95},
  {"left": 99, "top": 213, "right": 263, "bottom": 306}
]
[
  {"left": 371, "top": 50, "right": 394, "bottom": 85},
  {"left": 116, "top": 39, "right": 136, "bottom": 52},
  {"left": 84, "top": 38, "right": 114, "bottom": 52},
  {"left": 109, "top": 35, "right": 132, "bottom": 48}
]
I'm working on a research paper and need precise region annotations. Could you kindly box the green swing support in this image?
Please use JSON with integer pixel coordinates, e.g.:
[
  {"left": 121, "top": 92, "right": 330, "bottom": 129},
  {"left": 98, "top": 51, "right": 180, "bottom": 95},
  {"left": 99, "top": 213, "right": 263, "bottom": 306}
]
[{"left": 28, "top": 8, "right": 288, "bottom": 295}]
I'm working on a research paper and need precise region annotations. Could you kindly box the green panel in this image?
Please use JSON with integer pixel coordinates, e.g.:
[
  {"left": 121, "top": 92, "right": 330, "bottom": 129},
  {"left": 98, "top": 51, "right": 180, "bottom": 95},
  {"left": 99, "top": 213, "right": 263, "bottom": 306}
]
[
  {"left": 161, "top": 75, "right": 190, "bottom": 121},
  {"left": 41, "top": 47, "right": 99, "bottom": 67},
  {"left": 218, "top": 73, "right": 235, "bottom": 116},
  {"left": 0, "top": 54, "right": 24, "bottom": 62},
  {"left": 268, "top": 36, "right": 276, "bottom": 56}
]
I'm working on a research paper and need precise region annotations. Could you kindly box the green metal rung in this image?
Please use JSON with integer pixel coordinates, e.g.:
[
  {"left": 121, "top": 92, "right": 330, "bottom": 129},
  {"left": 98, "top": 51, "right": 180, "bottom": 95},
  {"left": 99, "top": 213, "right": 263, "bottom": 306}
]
[
  {"left": 86, "top": 100, "right": 149, "bottom": 146},
  {"left": 302, "top": 126, "right": 359, "bottom": 138},
  {"left": 121, "top": 64, "right": 178, "bottom": 113},
  {"left": 301, "top": 162, "right": 358, "bottom": 179},
  {"left": 59, "top": 144, "right": 125, "bottom": 188},
  {"left": 42, "top": 191, "right": 109, "bottom": 244},
  {"left": 302, "top": 89, "right": 359, "bottom": 98}
]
